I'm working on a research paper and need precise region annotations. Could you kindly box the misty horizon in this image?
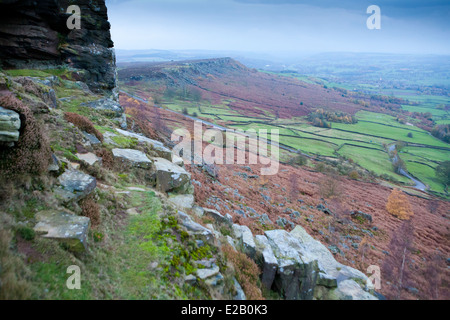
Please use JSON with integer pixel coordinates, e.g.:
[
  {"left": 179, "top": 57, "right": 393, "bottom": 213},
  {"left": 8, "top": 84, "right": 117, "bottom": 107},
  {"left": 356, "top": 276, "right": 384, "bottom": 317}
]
[{"left": 107, "top": 0, "right": 450, "bottom": 55}]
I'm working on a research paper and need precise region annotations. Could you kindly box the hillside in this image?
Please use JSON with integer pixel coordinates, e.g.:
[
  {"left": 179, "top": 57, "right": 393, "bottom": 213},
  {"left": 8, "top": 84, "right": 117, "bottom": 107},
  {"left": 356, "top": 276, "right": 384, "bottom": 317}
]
[
  {"left": 118, "top": 59, "right": 450, "bottom": 196},
  {"left": 118, "top": 58, "right": 405, "bottom": 119},
  {"left": 0, "top": 1, "right": 448, "bottom": 303},
  {"left": 0, "top": 1, "right": 385, "bottom": 302},
  {"left": 120, "top": 92, "right": 450, "bottom": 300}
]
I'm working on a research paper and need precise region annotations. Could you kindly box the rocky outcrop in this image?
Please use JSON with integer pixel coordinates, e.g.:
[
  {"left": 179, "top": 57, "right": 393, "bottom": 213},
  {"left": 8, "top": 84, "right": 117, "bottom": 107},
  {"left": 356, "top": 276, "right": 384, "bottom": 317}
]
[
  {"left": 82, "top": 98, "right": 123, "bottom": 117},
  {"left": 254, "top": 235, "right": 278, "bottom": 290},
  {"left": 0, "top": 106, "right": 21, "bottom": 143},
  {"left": 116, "top": 128, "right": 172, "bottom": 160},
  {"left": 153, "top": 157, "right": 192, "bottom": 193},
  {"left": 177, "top": 210, "right": 213, "bottom": 244},
  {"left": 34, "top": 210, "right": 90, "bottom": 252},
  {"left": 232, "top": 224, "right": 256, "bottom": 260},
  {"left": 0, "top": 0, "right": 117, "bottom": 96}
]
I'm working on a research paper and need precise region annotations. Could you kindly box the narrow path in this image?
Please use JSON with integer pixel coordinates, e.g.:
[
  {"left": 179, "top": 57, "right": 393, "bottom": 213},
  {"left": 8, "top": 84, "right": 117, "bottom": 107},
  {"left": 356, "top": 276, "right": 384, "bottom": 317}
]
[{"left": 387, "top": 143, "right": 427, "bottom": 191}]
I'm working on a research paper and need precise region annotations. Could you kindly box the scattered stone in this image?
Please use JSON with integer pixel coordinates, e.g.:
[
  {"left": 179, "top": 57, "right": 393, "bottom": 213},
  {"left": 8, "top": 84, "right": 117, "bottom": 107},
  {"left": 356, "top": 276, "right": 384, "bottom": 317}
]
[
  {"left": 195, "top": 259, "right": 214, "bottom": 269},
  {"left": 112, "top": 148, "right": 152, "bottom": 168},
  {"left": 185, "top": 274, "right": 197, "bottom": 285},
  {"left": 168, "top": 194, "right": 194, "bottom": 210},
  {"left": 55, "top": 169, "right": 96, "bottom": 203},
  {"left": 350, "top": 210, "right": 373, "bottom": 223},
  {"left": 177, "top": 211, "right": 213, "bottom": 243},
  {"left": 34, "top": 210, "right": 90, "bottom": 252},
  {"left": 82, "top": 131, "right": 101, "bottom": 145},
  {"left": 76, "top": 152, "right": 102, "bottom": 166},
  {"left": 82, "top": 98, "right": 123, "bottom": 117},
  {"left": 234, "top": 209, "right": 246, "bottom": 218},
  {"left": 196, "top": 265, "right": 220, "bottom": 280},
  {"left": 259, "top": 214, "right": 271, "bottom": 225},
  {"left": 276, "top": 217, "right": 287, "bottom": 228},
  {"left": 203, "top": 208, "right": 232, "bottom": 227}
]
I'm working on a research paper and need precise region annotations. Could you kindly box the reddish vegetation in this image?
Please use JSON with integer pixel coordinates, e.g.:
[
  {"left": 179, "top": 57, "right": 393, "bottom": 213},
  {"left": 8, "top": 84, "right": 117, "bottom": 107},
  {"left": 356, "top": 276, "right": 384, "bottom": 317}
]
[
  {"left": 118, "top": 58, "right": 403, "bottom": 119},
  {"left": 122, "top": 90, "right": 449, "bottom": 300},
  {"left": 64, "top": 112, "right": 104, "bottom": 142},
  {"left": 0, "top": 94, "right": 51, "bottom": 178},
  {"left": 80, "top": 195, "right": 101, "bottom": 228}
]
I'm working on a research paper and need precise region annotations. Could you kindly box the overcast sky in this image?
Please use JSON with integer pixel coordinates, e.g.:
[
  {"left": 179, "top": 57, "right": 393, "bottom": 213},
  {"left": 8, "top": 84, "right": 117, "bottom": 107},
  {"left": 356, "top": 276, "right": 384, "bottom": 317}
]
[{"left": 106, "top": 0, "right": 450, "bottom": 55}]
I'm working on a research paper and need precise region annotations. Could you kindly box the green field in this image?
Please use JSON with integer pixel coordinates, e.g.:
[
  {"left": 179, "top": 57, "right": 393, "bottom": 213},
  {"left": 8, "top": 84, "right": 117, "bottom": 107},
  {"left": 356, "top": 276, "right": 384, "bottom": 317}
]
[
  {"left": 158, "top": 95, "right": 449, "bottom": 193},
  {"left": 121, "top": 73, "right": 449, "bottom": 196}
]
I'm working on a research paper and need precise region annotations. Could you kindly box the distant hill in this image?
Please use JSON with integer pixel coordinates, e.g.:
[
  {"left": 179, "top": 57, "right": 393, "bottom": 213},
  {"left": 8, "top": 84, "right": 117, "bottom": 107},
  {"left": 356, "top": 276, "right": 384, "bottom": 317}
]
[{"left": 118, "top": 57, "right": 373, "bottom": 118}]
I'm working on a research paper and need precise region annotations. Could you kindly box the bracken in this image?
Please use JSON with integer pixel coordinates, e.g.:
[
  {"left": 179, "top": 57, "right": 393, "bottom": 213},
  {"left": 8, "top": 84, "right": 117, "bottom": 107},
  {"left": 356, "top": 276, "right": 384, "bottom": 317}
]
[
  {"left": 0, "top": 95, "right": 51, "bottom": 178},
  {"left": 64, "top": 112, "right": 104, "bottom": 142}
]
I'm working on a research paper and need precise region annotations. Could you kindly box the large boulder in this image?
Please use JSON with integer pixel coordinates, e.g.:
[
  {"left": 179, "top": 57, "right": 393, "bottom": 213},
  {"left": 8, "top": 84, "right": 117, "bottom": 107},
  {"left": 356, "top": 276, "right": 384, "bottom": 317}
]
[
  {"left": 264, "top": 229, "right": 319, "bottom": 300},
  {"left": 255, "top": 235, "right": 278, "bottom": 290},
  {"left": 82, "top": 98, "right": 123, "bottom": 117},
  {"left": 153, "top": 157, "right": 191, "bottom": 193},
  {"left": 34, "top": 210, "right": 90, "bottom": 252},
  {"left": 289, "top": 226, "right": 376, "bottom": 300},
  {"left": 0, "top": 106, "right": 21, "bottom": 142},
  {"left": 55, "top": 169, "right": 96, "bottom": 203},
  {"left": 112, "top": 148, "right": 152, "bottom": 169}
]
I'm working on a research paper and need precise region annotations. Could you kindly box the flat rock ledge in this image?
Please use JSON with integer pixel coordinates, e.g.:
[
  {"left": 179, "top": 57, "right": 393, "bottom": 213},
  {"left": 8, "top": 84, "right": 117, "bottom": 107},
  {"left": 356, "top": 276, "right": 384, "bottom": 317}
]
[{"left": 34, "top": 210, "right": 90, "bottom": 252}]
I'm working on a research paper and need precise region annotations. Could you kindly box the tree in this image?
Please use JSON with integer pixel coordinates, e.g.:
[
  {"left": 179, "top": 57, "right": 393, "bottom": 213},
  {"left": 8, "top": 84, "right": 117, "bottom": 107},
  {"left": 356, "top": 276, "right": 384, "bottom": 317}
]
[
  {"left": 423, "top": 251, "right": 445, "bottom": 299},
  {"left": 182, "top": 107, "right": 188, "bottom": 115},
  {"left": 289, "top": 174, "right": 298, "bottom": 201},
  {"left": 382, "top": 219, "right": 415, "bottom": 299},
  {"left": 386, "top": 188, "right": 414, "bottom": 220},
  {"left": 407, "top": 132, "right": 413, "bottom": 138},
  {"left": 435, "top": 161, "right": 450, "bottom": 186},
  {"left": 392, "top": 157, "right": 406, "bottom": 174},
  {"left": 289, "top": 153, "right": 307, "bottom": 166},
  {"left": 319, "top": 173, "right": 342, "bottom": 199}
]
